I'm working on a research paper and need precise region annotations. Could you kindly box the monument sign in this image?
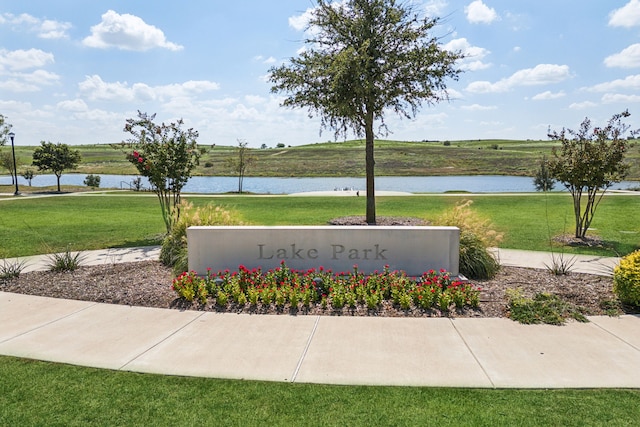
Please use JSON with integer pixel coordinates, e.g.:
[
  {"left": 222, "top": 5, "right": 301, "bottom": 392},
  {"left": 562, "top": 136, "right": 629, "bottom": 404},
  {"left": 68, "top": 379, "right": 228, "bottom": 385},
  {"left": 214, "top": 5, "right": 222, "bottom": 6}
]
[{"left": 187, "top": 226, "right": 460, "bottom": 277}]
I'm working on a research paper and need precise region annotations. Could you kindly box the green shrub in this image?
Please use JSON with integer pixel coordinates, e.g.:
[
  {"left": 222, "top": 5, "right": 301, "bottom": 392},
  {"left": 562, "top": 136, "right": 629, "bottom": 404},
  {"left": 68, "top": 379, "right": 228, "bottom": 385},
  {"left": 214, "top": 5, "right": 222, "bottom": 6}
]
[
  {"left": 436, "top": 200, "right": 502, "bottom": 279},
  {"left": 83, "top": 174, "right": 101, "bottom": 189},
  {"left": 160, "top": 201, "right": 244, "bottom": 275},
  {"left": 613, "top": 250, "right": 640, "bottom": 307}
]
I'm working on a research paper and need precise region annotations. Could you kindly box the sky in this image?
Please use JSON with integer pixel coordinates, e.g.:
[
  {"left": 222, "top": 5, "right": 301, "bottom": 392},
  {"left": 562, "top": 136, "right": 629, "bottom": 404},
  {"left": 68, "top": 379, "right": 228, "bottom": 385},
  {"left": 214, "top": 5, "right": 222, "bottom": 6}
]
[{"left": 1, "top": 0, "right": 640, "bottom": 148}]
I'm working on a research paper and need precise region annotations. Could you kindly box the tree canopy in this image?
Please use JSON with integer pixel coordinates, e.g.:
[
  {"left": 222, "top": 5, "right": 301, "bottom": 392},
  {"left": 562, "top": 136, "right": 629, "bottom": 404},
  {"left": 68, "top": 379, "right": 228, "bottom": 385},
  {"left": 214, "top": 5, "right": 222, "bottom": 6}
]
[
  {"left": 32, "top": 141, "right": 81, "bottom": 192},
  {"left": 269, "top": 0, "right": 463, "bottom": 224}
]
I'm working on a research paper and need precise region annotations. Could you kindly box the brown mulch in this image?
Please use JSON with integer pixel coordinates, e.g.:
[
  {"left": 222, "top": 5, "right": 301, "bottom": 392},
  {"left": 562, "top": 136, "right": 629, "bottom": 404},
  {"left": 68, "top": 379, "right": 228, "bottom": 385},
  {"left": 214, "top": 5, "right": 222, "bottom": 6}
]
[{"left": 0, "top": 260, "right": 630, "bottom": 319}]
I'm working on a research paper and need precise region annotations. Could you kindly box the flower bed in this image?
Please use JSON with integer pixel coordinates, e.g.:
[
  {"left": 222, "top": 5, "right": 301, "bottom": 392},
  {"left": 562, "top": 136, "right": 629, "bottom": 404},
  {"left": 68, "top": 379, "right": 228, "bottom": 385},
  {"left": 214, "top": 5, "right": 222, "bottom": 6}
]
[{"left": 172, "top": 261, "right": 480, "bottom": 313}]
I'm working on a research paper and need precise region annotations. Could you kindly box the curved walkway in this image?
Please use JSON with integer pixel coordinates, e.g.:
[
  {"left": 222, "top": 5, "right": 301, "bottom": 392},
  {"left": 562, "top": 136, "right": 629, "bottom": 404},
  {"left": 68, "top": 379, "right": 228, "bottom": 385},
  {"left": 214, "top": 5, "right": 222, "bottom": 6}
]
[{"left": 1, "top": 247, "right": 638, "bottom": 388}]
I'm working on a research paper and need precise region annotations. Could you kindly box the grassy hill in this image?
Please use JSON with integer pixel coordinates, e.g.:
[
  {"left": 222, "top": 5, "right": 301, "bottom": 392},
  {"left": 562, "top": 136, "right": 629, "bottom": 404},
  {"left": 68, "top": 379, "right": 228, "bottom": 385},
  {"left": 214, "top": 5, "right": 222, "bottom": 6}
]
[{"left": 4, "top": 139, "right": 640, "bottom": 179}]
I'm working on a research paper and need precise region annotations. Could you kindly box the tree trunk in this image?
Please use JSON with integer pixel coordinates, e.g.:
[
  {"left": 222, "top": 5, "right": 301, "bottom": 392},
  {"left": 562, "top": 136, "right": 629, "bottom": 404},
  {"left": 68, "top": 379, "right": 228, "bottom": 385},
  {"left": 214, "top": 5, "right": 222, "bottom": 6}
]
[
  {"left": 365, "top": 110, "right": 376, "bottom": 225},
  {"left": 56, "top": 173, "right": 61, "bottom": 192}
]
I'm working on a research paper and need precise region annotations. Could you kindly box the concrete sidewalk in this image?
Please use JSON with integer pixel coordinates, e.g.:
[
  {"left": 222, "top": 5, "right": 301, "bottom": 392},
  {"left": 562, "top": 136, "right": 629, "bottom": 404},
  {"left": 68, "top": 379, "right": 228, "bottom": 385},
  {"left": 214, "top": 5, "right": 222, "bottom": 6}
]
[{"left": 1, "top": 247, "right": 638, "bottom": 388}]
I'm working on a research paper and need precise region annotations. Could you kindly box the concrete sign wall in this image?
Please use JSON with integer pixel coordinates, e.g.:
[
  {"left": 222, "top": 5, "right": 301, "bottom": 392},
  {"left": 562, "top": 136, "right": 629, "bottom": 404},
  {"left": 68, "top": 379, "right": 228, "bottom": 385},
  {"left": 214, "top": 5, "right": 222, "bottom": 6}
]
[{"left": 187, "top": 226, "right": 459, "bottom": 277}]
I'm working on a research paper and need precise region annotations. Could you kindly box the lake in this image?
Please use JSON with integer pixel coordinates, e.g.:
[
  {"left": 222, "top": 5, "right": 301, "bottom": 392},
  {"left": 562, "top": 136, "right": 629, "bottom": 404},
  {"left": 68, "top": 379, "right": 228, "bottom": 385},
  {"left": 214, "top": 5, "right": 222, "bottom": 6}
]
[{"left": 1, "top": 174, "right": 638, "bottom": 194}]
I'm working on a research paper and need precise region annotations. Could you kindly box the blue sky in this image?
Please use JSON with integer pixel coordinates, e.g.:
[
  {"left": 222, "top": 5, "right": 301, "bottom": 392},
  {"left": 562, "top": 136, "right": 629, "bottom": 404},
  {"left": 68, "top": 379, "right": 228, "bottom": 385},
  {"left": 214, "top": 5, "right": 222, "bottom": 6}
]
[{"left": 1, "top": 0, "right": 639, "bottom": 147}]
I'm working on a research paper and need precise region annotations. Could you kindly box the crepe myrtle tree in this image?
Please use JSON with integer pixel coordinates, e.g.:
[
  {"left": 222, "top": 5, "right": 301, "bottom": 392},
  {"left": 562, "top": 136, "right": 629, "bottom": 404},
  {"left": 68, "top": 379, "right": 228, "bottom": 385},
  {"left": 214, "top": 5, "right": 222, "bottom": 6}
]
[
  {"left": 547, "top": 110, "right": 637, "bottom": 239},
  {"left": 32, "top": 141, "right": 81, "bottom": 192},
  {"left": 117, "top": 111, "right": 201, "bottom": 233},
  {"left": 269, "top": 0, "right": 463, "bottom": 224}
]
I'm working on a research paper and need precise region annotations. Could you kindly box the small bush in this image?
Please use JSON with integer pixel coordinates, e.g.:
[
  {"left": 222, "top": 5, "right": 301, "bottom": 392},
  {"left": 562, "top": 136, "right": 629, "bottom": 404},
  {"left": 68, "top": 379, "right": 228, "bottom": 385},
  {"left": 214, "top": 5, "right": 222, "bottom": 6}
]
[
  {"left": 47, "top": 246, "right": 85, "bottom": 272},
  {"left": 436, "top": 200, "right": 503, "bottom": 279},
  {"left": 83, "top": 174, "right": 101, "bottom": 189},
  {"left": 160, "top": 201, "right": 244, "bottom": 275},
  {"left": 613, "top": 250, "right": 640, "bottom": 307}
]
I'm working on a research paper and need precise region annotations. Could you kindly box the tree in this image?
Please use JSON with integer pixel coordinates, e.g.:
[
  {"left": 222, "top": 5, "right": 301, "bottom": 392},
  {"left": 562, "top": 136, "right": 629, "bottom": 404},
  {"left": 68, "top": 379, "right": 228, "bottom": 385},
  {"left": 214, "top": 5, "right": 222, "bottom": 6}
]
[
  {"left": 1, "top": 152, "right": 16, "bottom": 184},
  {"left": 118, "top": 111, "right": 201, "bottom": 233},
  {"left": 21, "top": 168, "right": 35, "bottom": 186},
  {"left": 0, "top": 114, "right": 11, "bottom": 147},
  {"left": 32, "top": 141, "right": 81, "bottom": 192},
  {"left": 533, "top": 155, "right": 555, "bottom": 192},
  {"left": 0, "top": 114, "right": 12, "bottom": 181},
  {"left": 547, "top": 111, "right": 637, "bottom": 238},
  {"left": 269, "top": 0, "right": 463, "bottom": 224},
  {"left": 226, "top": 139, "right": 256, "bottom": 193}
]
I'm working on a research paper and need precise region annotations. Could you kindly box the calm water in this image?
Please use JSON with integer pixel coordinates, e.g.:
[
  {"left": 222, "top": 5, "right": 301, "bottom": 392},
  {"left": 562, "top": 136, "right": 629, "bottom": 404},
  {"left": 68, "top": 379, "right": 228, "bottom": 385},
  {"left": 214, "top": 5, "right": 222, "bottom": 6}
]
[{"left": 1, "top": 174, "right": 637, "bottom": 194}]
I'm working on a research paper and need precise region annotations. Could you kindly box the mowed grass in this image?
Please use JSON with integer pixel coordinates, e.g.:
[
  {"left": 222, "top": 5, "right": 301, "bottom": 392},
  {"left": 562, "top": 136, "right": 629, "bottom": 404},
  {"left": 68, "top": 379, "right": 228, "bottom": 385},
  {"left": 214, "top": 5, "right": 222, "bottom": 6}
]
[
  {"left": 1, "top": 193, "right": 638, "bottom": 258},
  {"left": 1, "top": 356, "right": 639, "bottom": 426},
  {"left": 0, "top": 195, "right": 165, "bottom": 257}
]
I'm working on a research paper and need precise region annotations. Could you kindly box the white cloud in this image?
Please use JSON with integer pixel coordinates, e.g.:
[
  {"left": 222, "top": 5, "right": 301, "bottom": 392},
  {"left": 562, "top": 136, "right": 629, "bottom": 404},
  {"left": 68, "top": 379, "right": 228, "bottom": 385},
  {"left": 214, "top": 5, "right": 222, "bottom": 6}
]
[
  {"left": 0, "top": 48, "right": 54, "bottom": 71},
  {"left": 602, "top": 93, "right": 640, "bottom": 103},
  {"left": 569, "top": 101, "right": 597, "bottom": 110},
  {"left": 38, "top": 19, "right": 73, "bottom": 39},
  {"left": 20, "top": 69, "right": 60, "bottom": 85},
  {"left": 532, "top": 90, "right": 566, "bottom": 100},
  {"left": 78, "top": 75, "right": 219, "bottom": 102},
  {"left": 424, "top": 0, "right": 448, "bottom": 16},
  {"left": 56, "top": 99, "right": 89, "bottom": 112},
  {"left": 289, "top": 7, "right": 316, "bottom": 31},
  {"left": 1, "top": 12, "right": 71, "bottom": 39},
  {"left": 444, "top": 38, "right": 491, "bottom": 71},
  {"left": 465, "top": 1, "right": 499, "bottom": 24},
  {"left": 604, "top": 43, "right": 640, "bottom": 68},
  {"left": 586, "top": 74, "right": 640, "bottom": 92},
  {"left": 460, "top": 104, "right": 496, "bottom": 111},
  {"left": 255, "top": 55, "right": 277, "bottom": 64},
  {"left": 609, "top": 0, "right": 640, "bottom": 28},
  {"left": 466, "top": 64, "right": 571, "bottom": 93},
  {"left": 83, "top": 10, "right": 183, "bottom": 51}
]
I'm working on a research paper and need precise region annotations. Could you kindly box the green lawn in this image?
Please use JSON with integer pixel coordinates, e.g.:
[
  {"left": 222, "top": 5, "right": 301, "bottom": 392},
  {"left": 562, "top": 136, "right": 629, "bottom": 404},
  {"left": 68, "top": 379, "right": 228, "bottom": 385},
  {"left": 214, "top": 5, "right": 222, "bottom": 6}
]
[
  {"left": 1, "top": 357, "right": 639, "bottom": 426},
  {"left": 1, "top": 193, "right": 638, "bottom": 258}
]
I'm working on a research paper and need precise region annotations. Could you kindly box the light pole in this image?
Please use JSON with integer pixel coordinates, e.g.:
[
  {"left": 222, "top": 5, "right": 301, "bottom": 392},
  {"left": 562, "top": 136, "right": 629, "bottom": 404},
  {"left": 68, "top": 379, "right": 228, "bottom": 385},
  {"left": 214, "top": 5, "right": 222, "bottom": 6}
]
[{"left": 8, "top": 131, "right": 19, "bottom": 196}]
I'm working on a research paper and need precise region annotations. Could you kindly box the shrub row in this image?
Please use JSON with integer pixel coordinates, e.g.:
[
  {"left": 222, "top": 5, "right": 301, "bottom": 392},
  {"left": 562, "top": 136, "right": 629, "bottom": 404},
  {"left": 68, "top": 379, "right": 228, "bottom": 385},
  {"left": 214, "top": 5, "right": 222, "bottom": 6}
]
[{"left": 172, "top": 262, "right": 481, "bottom": 313}]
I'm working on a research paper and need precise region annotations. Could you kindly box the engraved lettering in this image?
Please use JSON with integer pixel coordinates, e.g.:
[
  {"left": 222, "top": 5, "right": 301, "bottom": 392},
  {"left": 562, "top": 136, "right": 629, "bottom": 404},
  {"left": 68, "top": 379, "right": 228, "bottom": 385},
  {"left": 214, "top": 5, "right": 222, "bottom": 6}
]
[
  {"left": 291, "top": 244, "right": 303, "bottom": 259},
  {"left": 258, "top": 244, "right": 273, "bottom": 259},
  {"left": 332, "top": 244, "right": 345, "bottom": 259}
]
